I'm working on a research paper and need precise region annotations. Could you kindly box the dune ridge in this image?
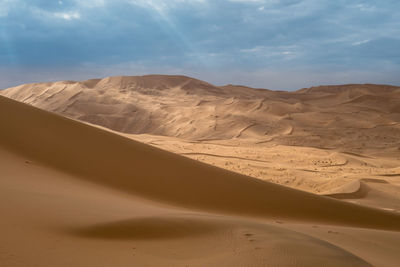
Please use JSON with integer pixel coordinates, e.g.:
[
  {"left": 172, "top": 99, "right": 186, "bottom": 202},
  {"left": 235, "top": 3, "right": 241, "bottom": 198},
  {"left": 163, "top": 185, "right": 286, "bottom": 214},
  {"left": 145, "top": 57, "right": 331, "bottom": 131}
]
[
  {"left": 1, "top": 75, "right": 400, "bottom": 207},
  {"left": 2, "top": 76, "right": 399, "bottom": 150},
  {"left": 1, "top": 95, "right": 400, "bottom": 231},
  {"left": 2, "top": 92, "right": 400, "bottom": 266}
]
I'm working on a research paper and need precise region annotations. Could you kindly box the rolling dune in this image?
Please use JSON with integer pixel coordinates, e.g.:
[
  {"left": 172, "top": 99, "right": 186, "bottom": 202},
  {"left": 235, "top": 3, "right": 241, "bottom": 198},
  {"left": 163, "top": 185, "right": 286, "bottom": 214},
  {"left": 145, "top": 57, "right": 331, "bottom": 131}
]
[
  {"left": 3, "top": 76, "right": 399, "bottom": 148},
  {"left": 2, "top": 94, "right": 400, "bottom": 266},
  {"left": 2, "top": 76, "right": 400, "bottom": 198},
  {"left": 1, "top": 95, "right": 399, "bottom": 229},
  {"left": 1, "top": 77, "right": 400, "bottom": 266}
]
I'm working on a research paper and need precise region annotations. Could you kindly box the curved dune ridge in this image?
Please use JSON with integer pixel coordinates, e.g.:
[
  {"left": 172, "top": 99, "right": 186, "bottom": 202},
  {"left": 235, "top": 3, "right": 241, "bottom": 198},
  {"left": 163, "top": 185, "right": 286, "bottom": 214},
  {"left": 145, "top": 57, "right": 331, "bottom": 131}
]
[
  {"left": 324, "top": 178, "right": 400, "bottom": 213},
  {"left": 1, "top": 95, "right": 399, "bottom": 230},
  {"left": 1, "top": 94, "right": 400, "bottom": 266}
]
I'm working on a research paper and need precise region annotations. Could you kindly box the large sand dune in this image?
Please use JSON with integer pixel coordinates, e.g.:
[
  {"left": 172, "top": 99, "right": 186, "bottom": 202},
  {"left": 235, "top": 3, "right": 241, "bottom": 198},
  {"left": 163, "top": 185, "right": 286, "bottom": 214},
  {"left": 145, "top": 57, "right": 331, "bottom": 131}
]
[
  {"left": 2, "top": 75, "right": 398, "bottom": 204},
  {"left": 1, "top": 95, "right": 400, "bottom": 266},
  {"left": 1, "top": 76, "right": 400, "bottom": 265},
  {"left": 2, "top": 94, "right": 399, "bottom": 228},
  {"left": 3, "top": 76, "right": 399, "bottom": 147}
]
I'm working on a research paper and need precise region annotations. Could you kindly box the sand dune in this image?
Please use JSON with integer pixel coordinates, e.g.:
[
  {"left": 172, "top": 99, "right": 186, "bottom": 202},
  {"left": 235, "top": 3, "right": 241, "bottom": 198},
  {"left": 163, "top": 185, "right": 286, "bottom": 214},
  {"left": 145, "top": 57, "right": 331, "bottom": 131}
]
[
  {"left": 1, "top": 95, "right": 399, "bottom": 229},
  {"left": 2, "top": 76, "right": 399, "bottom": 196},
  {"left": 125, "top": 133, "right": 400, "bottom": 213},
  {"left": 2, "top": 94, "right": 400, "bottom": 266},
  {"left": 3, "top": 76, "right": 399, "bottom": 147},
  {"left": 1, "top": 77, "right": 400, "bottom": 266}
]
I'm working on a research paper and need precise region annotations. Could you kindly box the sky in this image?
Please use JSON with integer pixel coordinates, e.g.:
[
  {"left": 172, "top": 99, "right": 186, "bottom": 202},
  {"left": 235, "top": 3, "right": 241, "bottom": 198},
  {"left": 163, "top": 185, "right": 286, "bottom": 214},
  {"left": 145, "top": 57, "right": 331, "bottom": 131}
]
[{"left": 0, "top": 0, "right": 399, "bottom": 90}]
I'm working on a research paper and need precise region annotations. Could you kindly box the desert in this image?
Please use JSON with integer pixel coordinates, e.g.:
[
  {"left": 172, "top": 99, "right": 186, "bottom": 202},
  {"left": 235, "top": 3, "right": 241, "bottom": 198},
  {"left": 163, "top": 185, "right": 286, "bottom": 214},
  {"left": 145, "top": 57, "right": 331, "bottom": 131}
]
[
  {"left": 1, "top": 76, "right": 400, "bottom": 266},
  {"left": 1, "top": 0, "right": 400, "bottom": 266}
]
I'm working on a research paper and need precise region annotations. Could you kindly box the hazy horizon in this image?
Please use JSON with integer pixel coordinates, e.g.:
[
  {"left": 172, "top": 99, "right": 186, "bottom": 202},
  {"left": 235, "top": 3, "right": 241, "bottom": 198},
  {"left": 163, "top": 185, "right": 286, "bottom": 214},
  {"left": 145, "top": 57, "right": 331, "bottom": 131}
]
[
  {"left": 2, "top": 72, "right": 400, "bottom": 92},
  {"left": 1, "top": 0, "right": 400, "bottom": 90}
]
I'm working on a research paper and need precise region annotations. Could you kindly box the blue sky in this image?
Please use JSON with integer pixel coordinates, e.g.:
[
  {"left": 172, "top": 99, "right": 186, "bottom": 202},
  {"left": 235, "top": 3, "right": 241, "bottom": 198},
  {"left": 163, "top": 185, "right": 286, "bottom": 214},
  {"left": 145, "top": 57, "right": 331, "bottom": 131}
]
[{"left": 0, "top": 0, "right": 399, "bottom": 90}]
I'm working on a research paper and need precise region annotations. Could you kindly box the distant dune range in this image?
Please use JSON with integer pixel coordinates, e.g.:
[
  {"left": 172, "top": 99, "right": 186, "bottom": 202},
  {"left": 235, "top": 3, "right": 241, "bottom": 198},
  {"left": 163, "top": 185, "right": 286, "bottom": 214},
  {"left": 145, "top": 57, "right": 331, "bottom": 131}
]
[
  {"left": 2, "top": 75, "right": 400, "bottom": 149},
  {"left": 1, "top": 76, "right": 400, "bottom": 266},
  {"left": 2, "top": 75, "right": 400, "bottom": 204}
]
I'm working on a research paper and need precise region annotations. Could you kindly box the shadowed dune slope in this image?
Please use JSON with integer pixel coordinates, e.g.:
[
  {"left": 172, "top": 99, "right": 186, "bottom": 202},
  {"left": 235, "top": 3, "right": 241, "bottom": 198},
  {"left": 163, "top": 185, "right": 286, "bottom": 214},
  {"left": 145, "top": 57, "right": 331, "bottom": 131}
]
[{"left": 1, "top": 95, "right": 400, "bottom": 231}]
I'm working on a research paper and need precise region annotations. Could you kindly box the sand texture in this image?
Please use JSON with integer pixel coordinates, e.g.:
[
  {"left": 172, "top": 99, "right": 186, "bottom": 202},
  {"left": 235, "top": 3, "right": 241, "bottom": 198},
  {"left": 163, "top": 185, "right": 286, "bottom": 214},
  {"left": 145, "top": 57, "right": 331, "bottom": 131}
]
[
  {"left": 2, "top": 76, "right": 399, "bottom": 205},
  {"left": 1, "top": 76, "right": 400, "bottom": 266}
]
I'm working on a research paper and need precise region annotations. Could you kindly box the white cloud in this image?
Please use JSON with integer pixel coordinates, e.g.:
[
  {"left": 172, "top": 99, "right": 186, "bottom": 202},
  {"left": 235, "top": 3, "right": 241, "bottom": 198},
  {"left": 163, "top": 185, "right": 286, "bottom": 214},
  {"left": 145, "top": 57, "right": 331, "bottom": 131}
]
[
  {"left": 54, "top": 11, "right": 81, "bottom": 20},
  {"left": 352, "top": 39, "right": 370, "bottom": 46},
  {"left": 240, "top": 45, "right": 298, "bottom": 59},
  {"left": 355, "top": 3, "right": 376, "bottom": 12},
  {"left": 27, "top": 7, "right": 81, "bottom": 21},
  {"left": 0, "top": 1, "right": 83, "bottom": 21}
]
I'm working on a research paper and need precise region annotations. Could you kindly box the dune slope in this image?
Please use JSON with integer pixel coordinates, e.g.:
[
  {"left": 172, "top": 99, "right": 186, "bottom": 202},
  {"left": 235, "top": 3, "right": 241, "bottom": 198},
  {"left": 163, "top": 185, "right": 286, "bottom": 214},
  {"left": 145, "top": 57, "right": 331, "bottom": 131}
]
[
  {"left": 1, "top": 149, "right": 381, "bottom": 267},
  {"left": 2, "top": 95, "right": 400, "bottom": 266},
  {"left": 1, "top": 95, "right": 400, "bottom": 230},
  {"left": 1, "top": 76, "right": 399, "bottom": 198},
  {"left": 1, "top": 77, "right": 399, "bottom": 150}
]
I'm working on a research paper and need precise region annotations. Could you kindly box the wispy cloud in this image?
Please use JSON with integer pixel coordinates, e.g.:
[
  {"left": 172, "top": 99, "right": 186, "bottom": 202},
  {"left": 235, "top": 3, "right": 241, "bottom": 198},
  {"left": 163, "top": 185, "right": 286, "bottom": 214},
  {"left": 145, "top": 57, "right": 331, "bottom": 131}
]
[
  {"left": 352, "top": 39, "right": 370, "bottom": 46},
  {"left": 54, "top": 11, "right": 80, "bottom": 20},
  {"left": 0, "top": 0, "right": 399, "bottom": 90}
]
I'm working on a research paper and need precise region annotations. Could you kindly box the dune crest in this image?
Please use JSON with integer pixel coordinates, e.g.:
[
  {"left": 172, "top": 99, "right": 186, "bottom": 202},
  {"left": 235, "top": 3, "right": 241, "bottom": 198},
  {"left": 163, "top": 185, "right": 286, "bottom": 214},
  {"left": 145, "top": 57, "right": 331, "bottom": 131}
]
[
  {"left": 1, "top": 75, "right": 400, "bottom": 207},
  {"left": 1, "top": 90, "right": 400, "bottom": 266},
  {"left": 2, "top": 76, "right": 399, "bottom": 148},
  {"left": 1, "top": 95, "right": 400, "bottom": 230}
]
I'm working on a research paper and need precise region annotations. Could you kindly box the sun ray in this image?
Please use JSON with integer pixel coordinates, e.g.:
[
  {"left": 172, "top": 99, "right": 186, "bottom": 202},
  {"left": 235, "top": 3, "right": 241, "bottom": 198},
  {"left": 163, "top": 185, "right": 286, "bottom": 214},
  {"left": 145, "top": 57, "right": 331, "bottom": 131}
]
[
  {"left": 135, "top": 0, "right": 208, "bottom": 66},
  {"left": 0, "top": 23, "right": 18, "bottom": 65}
]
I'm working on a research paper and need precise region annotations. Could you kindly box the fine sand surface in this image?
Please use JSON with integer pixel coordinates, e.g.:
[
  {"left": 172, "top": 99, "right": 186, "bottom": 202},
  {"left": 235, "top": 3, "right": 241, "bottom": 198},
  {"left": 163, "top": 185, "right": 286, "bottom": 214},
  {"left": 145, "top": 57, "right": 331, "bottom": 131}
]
[
  {"left": 1, "top": 76, "right": 400, "bottom": 265},
  {"left": 1, "top": 94, "right": 400, "bottom": 266},
  {"left": 126, "top": 134, "right": 400, "bottom": 212}
]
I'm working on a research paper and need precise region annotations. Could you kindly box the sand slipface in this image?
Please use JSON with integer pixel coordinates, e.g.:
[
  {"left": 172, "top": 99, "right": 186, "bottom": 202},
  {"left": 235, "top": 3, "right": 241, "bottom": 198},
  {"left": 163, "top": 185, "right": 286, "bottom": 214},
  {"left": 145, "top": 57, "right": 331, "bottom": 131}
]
[{"left": 1, "top": 77, "right": 400, "bottom": 266}]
